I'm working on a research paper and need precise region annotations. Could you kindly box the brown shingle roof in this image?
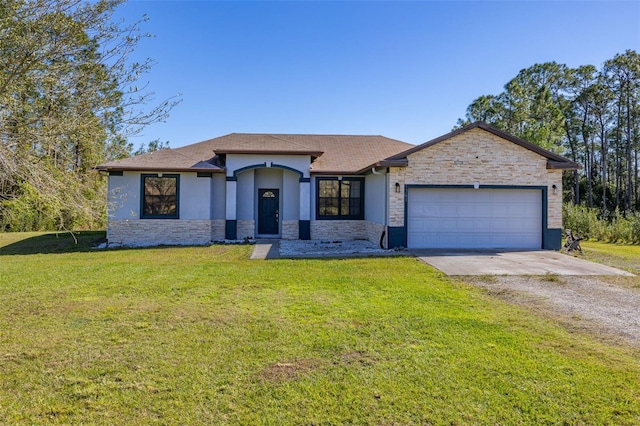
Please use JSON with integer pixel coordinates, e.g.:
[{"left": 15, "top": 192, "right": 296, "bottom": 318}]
[
  {"left": 197, "top": 133, "right": 324, "bottom": 156},
  {"left": 96, "top": 133, "right": 415, "bottom": 174},
  {"left": 96, "top": 123, "right": 578, "bottom": 174},
  {"left": 95, "top": 148, "right": 224, "bottom": 172}
]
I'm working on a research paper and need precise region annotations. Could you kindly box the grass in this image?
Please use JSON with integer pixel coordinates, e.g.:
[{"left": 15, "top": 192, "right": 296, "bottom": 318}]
[
  {"left": 0, "top": 231, "right": 105, "bottom": 255},
  {"left": 1, "top": 232, "right": 639, "bottom": 424},
  {"left": 581, "top": 240, "right": 640, "bottom": 275}
]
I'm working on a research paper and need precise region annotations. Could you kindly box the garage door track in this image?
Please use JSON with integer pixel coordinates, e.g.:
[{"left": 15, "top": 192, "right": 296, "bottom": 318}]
[{"left": 412, "top": 249, "right": 633, "bottom": 276}]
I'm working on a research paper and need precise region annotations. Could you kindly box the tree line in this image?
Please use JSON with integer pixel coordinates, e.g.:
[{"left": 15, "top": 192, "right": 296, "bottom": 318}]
[
  {"left": 0, "top": 0, "right": 177, "bottom": 231},
  {"left": 457, "top": 50, "right": 640, "bottom": 216}
]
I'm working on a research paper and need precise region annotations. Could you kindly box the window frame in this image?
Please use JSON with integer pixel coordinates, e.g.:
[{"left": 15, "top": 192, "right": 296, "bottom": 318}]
[
  {"left": 140, "top": 173, "right": 180, "bottom": 219},
  {"left": 316, "top": 177, "right": 364, "bottom": 220}
]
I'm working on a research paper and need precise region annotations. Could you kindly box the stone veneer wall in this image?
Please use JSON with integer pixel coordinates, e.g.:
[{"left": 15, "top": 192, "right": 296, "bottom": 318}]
[
  {"left": 236, "top": 220, "right": 255, "bottom": 239},
  {"left": 365, "top": 221, "right": 386, "bottom": 248},
  {"left": 108, "top": 220, "right": 212, "bottom": 246},
  {"left": 388, "top": 128, "right": 564, "bottom": 228},
  {"left": 310, "top": 220, "right": 383, "bottom": 244},
  {"left": 211, "top": 219, "right": 226, "bottom": 241},
  {"left": 282, "top": 220, "right": 299, "bottom": 240}
]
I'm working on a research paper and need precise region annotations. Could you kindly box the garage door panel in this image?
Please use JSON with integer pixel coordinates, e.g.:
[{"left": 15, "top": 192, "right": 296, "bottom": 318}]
[
  {"left": 457, "top": 220, "right": 478, "bottom": 232},
  {"left": 491, "top": 205, "right": 508, "bottom": 216},
  {"left": 507, "top": 204, "right": 535, "bottom": 216},
  {"left": 474, "top": 205, "right": 494, "bottom": 217},
  {"left": 440, "top": 192, "right": 459, "bottom": 202},
  {"left": 407, "top": 188, "right": 542, "bottom": 249},
  {"left": 437, "top": 205, "right": 457, "bottom": 216},
  {"left": 438, "top": 220, "right": 459, "bottom": 231}
]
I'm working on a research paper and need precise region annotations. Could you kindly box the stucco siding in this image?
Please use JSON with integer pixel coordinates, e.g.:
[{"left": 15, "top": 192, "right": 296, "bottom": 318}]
[
  {"left": 211, "top": 174, "right": 226, "bottom": 220},
  {"left": 107, "top": 172, "right": 140, "bottom": 220},
  {"left": 365, "top": 172, "right": 386, "bottom": 224},
  {"left": 226, "top": 154, "right": 311, "bottom": 178},
  {"left": 282, "top": 171, "right": 300, "bottom": 221},
  {"left": 180, "top": 173, "right": 211, "bottom": 220},
  {"left": 236, "top": 170, "right": 254, "bottom": 220}
]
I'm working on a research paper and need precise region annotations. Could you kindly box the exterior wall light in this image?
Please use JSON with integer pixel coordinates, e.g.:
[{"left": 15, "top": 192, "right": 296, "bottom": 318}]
[
  {"left": 473, "top": 181, "right": 480, "bottom": 189},
  {"left": 552, "top": 184, "right": 558, "bottom": 195},
  {"left": 395, "top": 182, "right": 401, "bottom": 193}
]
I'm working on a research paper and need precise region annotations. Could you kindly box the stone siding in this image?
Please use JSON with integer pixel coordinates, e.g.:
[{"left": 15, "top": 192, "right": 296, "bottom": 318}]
[
  {"left": 211, "top": 219, "right": 226, "bottom": 241},
  {"left": 108, "top": 219, "right": 212, "bottom": 246},
  {"left": 237, "top": 220, "right": 255, "bottom": 239},
  {"left": 310, "top": 220, "right": 383, "bottom": 245},
  {"left": 365, "top": 221, "right": 386, "bottom": 247},
  {"left": 311, "top": 220, "right": 367, "bottom": 240},
  {"left": 388, "top": 128, "right": 564, "bottom": 228},
  {"left": 282, "top": 220, "right": 299, "bottom": 240}
]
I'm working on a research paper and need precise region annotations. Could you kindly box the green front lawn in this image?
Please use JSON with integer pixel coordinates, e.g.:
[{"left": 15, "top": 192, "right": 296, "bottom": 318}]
[
  {"left": 581, "top": 240, "right": 640, "bottom": 275},
  {"left": 1, "top": 233, "right": 639, "bottom": 424}
]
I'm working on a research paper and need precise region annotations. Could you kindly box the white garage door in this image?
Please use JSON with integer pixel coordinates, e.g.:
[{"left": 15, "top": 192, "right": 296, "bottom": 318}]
[{"left": 407, "top": 188, "right": 542, "bottom": 249}]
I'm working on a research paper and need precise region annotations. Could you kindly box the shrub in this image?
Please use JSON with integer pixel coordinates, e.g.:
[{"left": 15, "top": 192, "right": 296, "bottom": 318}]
[
  {"left": 0, "top": 182, "right": 102, "bottom": 232},
  {"left": 563, "top": 203, "right": 640, "bottom": 244},
  {"left": 562, "top": 203, "right": 598, "bottom": 238},
  {"left": 629, "top": 214, "right": 640, "bottom": 243}
]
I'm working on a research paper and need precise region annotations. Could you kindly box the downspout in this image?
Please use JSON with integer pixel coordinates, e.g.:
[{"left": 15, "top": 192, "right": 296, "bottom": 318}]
[{"left": 371, "top": 167, "right": 388, "bottom": 248}]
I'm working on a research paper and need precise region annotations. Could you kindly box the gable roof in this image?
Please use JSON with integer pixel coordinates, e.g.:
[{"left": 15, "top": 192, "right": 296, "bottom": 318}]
[
  {"left": 385, "top": 121, "right": 580, "bottom": 170},
  {"left": 95, "top": 122, "right": 579, "bottom": 174},
  {"left": 96, "top": 133, "right": 414, "bottom": 174}
]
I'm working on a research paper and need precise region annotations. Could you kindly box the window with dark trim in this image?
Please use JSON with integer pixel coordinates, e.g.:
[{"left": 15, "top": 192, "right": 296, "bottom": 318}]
[
  {"left": 141, "top": 174, "right": 179, "bottom": 219},
  {"left": 317, "top": 177, "right": 364, "bottom": 220}
]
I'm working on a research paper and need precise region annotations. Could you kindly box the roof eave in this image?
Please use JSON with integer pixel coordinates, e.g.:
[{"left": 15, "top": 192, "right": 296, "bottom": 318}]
[
  {"left": 353, "top": 159, "right": 409, "bottom": 175},
  {"left": 547, "top": 160, "right": 581, "bottom": 170},
  {"left": 94, "top": 165, "right": 226, "bottom": 173},
  {"left": 311, "top": 170, "right": 362, "bottom": 176},
  {"left": 376, "top": 159, "right": 408, "bottom": 168}
]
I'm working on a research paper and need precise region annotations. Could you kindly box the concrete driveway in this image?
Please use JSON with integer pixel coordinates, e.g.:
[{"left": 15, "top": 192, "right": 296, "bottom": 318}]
[{"left": 412, "top": 249, "right": 634, "bottom": 276}]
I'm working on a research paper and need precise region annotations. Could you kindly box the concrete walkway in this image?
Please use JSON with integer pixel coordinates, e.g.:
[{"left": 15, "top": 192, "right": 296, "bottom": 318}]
[
  {"left": 250, "top": 240, "right": 280, "bottom": 260},
  {"left": 251, "top": 241, "right": 633, "bottom": 276},
  {"left": 412, "top": 249, "right": 634, "bottom": 276},
  {"left": 251, "top": 239, "right": 395, "bottom": 260}
]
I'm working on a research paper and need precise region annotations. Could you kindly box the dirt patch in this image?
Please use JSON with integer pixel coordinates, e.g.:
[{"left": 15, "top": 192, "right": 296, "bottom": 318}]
[
  {"left": 259, "top": 358, "right": 323, "bottom": 383},
  {"left": 465, "top": 275, "right": 640, "bottom": 348},
  {"left": 334, "top": 350, "right": 375, "bottom": 367},
  {"left": 259, "top": 351, "right": 376, "bottom": 383}
]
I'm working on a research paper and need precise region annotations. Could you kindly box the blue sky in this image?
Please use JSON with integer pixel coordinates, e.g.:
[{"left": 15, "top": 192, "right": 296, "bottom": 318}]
[{"left": 115, "top": 1, "right": 640, "bottom": 148}]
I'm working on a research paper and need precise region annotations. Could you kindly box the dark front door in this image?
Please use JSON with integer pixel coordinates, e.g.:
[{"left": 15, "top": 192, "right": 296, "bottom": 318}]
[{"left": 258, "top": 189, "right": 279, "bottom": 235}]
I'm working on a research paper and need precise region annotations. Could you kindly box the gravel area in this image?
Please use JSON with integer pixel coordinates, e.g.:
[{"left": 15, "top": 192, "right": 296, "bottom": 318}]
[
  {"left": 467, "top": 275, "right": 640, "bottom": 347},
  {"left": 279, "top": 239, "right": 393, "bottom": 257}
]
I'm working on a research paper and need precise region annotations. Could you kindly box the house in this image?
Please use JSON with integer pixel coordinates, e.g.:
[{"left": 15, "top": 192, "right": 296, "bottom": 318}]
[{"left": 95, "top": 122, "right": 579, "bottom": 249}]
